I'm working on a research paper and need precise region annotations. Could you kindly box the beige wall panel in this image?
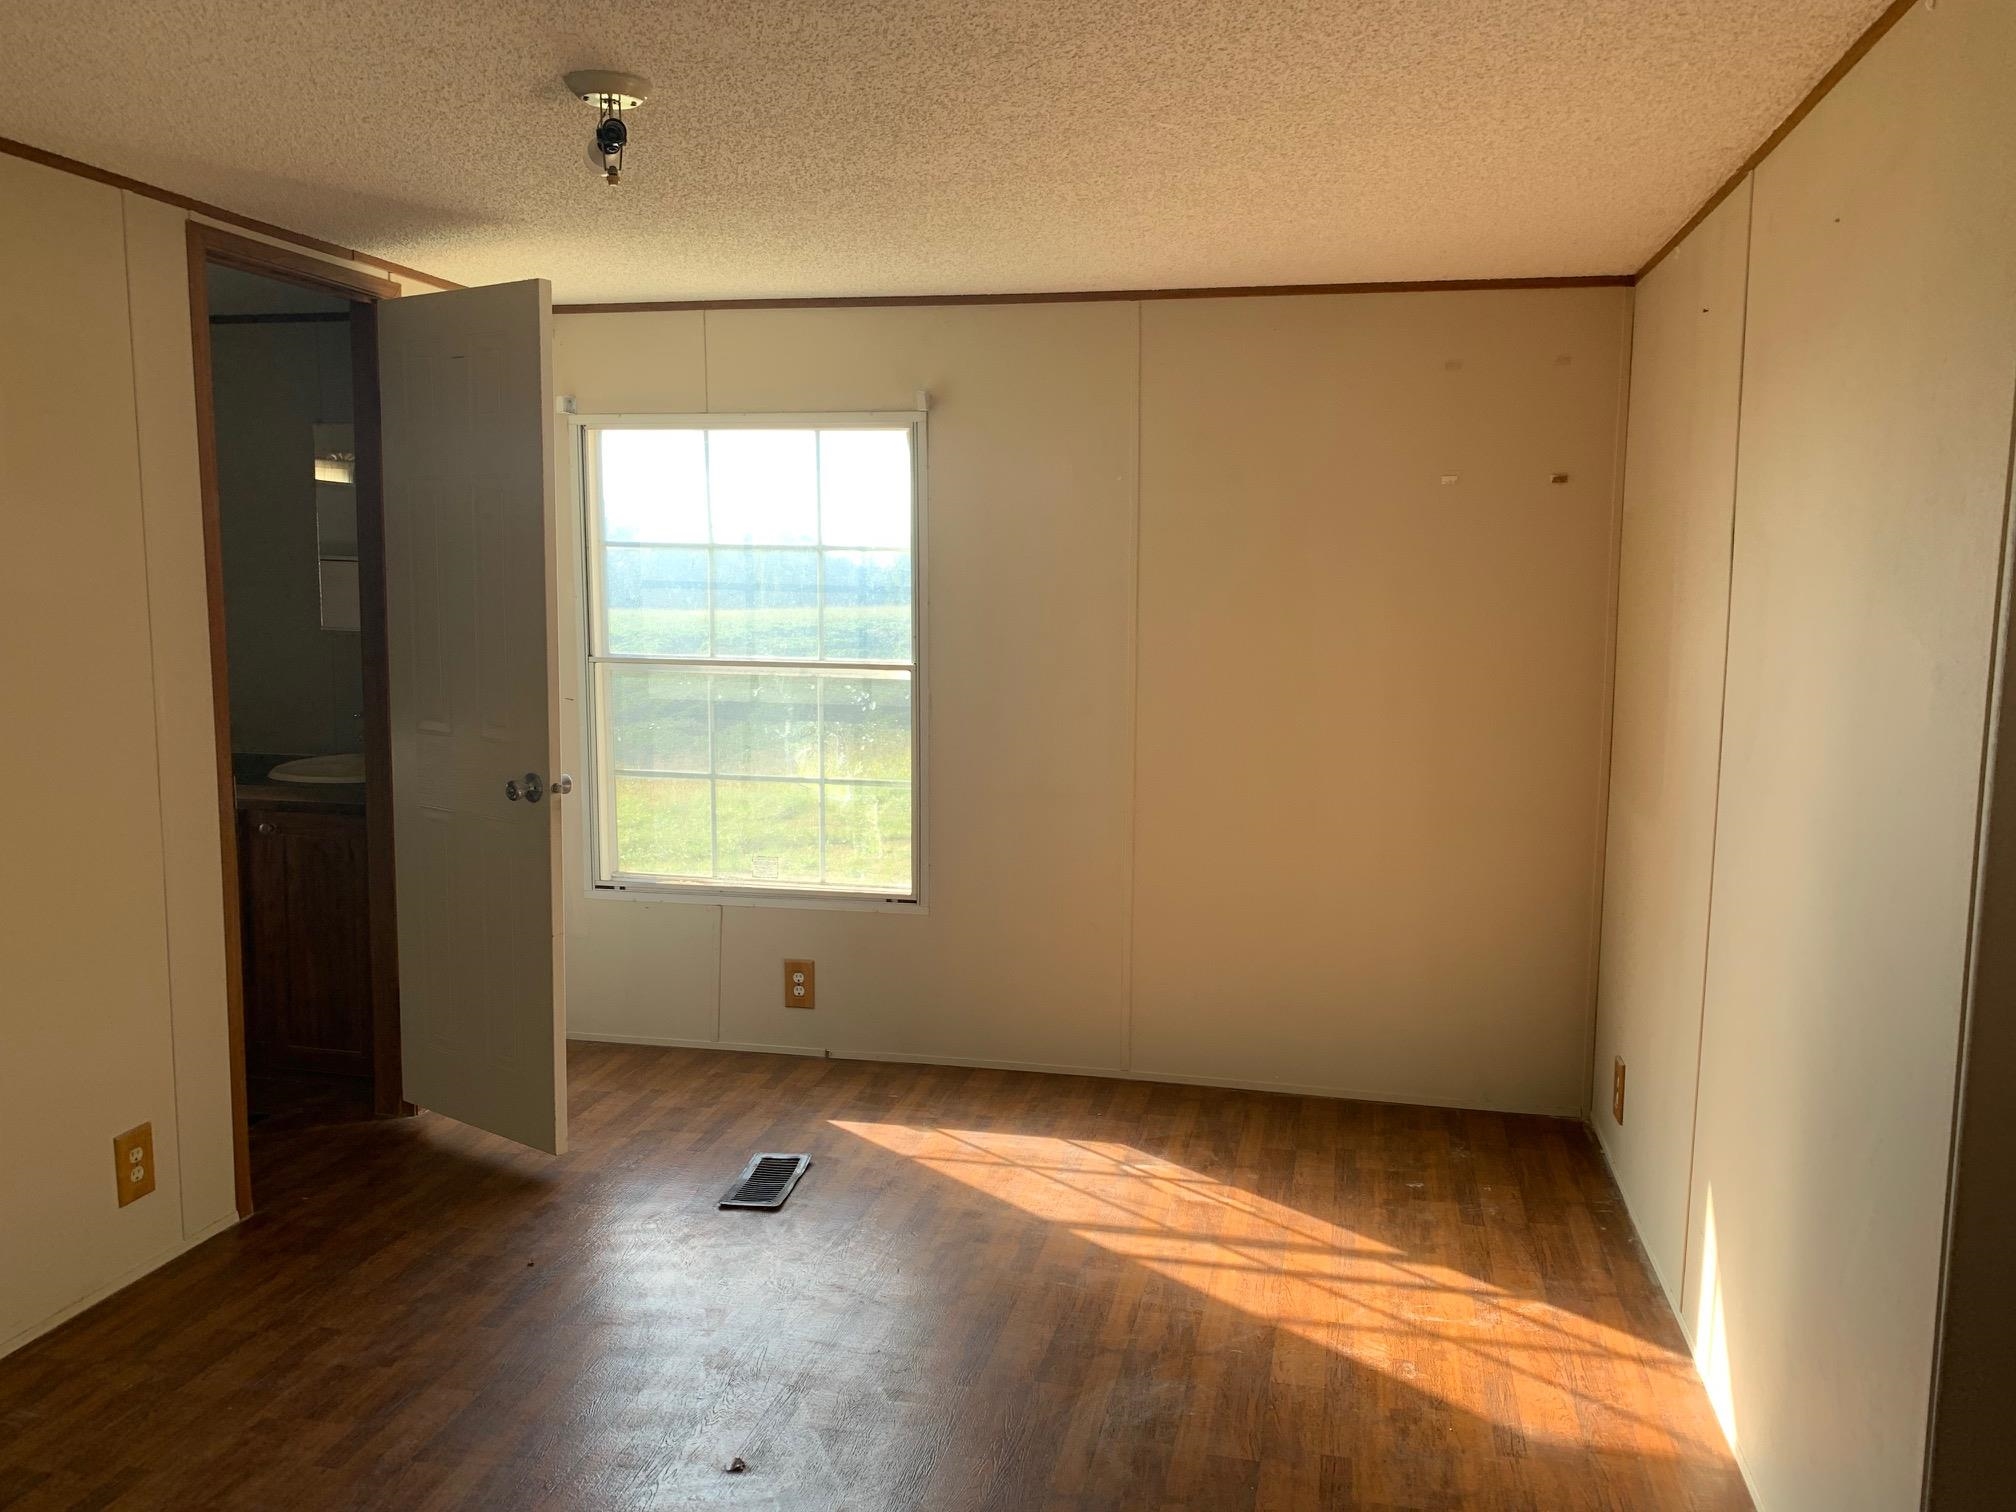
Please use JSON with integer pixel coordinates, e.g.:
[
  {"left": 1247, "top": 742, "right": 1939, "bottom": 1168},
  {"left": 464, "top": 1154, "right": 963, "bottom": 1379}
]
[
  {"left": 554, "top": 294, "right": 1632, "bottom": 1100},
  {"left": 1589, "top": 183, "right": 1751, "bottom": 1301},
  {"left": 552, "top": 311, "right": 723, "bottom": 1050},
  {"left": 0, "top": 157, "right": 185, "bottom": 1346},
  {"left": 553, "top": 310, "right": 709, "bottom": 416},
  {"left": 705, "top": 303, "right": 1140, "bottom": 1070},
  {"left": 555, "top": 304, "right": 1142, "bottom": 1069},
  {"left": 564, "top": 895, "right": 723, "bottom": 1047},
  {"left": 1684, "top": 1, "right": 2016, "bottom": 1506},
  {"left": 122, "top": 191, "right": 239, "bottom": 1241},
  {"left": 1130, "top": 288, "right": 1630, "bottom": 1113}
]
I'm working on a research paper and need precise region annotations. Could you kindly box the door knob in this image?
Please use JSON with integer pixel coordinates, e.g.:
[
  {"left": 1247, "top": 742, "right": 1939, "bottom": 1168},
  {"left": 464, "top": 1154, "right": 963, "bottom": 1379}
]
[
  {"left": 551, "top": 773, "right": 574, "bottom": 796},
  {"left": 504, "top": 772, "right": 547, "bottom": 803}
]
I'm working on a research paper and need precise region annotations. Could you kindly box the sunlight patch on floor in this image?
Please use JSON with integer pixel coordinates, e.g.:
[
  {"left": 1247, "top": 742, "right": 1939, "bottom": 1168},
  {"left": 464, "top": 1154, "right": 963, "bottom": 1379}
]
[{"left": 833, "top": 1119, "right": 1728, "bottom": 1463}]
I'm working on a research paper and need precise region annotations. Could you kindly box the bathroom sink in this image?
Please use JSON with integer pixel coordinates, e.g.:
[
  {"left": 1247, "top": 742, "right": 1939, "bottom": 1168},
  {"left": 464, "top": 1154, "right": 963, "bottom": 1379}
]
[{"left": 268, "top": 753, "right": 365, "bottom": 785}]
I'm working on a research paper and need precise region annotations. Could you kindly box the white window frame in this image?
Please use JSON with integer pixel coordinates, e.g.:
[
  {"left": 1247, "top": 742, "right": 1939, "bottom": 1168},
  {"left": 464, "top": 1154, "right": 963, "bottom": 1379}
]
[{"left": 570, "top": 411, "right": 927, "bottom": 911}]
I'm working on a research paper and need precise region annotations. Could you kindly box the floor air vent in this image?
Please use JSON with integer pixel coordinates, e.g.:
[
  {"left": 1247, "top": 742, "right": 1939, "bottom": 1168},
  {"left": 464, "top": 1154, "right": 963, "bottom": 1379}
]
[{"left": 719, "top": 1153, "right": 812, "bottom": 1210}]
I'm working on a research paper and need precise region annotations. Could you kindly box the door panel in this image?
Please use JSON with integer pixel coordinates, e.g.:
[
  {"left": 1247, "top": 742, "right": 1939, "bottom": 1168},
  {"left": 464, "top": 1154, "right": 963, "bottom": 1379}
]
[{"left": 378, "top": 279, "right": 566, "bottom": 1154}]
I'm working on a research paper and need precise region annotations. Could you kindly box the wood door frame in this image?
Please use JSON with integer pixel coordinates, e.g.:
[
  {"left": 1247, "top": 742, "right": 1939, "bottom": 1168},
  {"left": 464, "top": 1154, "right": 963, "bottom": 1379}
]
[{"left": 186, "top": 223, "right": 405, "bottom": 1218}]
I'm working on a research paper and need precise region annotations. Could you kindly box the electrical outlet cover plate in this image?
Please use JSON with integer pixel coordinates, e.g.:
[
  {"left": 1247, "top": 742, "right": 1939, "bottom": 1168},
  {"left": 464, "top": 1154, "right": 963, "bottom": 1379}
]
[
  {"left": 113, "top": 1122, "right": 156, "bottom": 1207},
  {"left": 785, "top": 959, "right": 815, "bottom": 1009}
]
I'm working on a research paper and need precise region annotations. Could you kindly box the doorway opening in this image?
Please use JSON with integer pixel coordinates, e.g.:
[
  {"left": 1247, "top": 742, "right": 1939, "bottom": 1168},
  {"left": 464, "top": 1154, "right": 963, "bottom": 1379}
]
[{"left": 187, "top": 225, "right": 405, "bottom": 1215}]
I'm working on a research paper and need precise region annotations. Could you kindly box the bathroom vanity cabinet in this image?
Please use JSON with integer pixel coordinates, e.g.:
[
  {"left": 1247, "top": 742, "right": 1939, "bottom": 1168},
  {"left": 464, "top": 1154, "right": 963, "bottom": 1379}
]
[{"left": 236, "top": 784, "right": 371, "bottom": 1080}]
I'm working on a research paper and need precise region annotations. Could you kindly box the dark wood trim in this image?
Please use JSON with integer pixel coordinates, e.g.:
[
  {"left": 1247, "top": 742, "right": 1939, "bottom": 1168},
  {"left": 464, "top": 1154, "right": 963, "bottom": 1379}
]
[
  {"left": 349, "top": 303, "right": 406, "bottom": 1119},
  {"left": 1637, "top": 0, "right": 1921, "bottom": 279},
  {"left": 184, "top": 220, "right": 254, "bottom": 1221},
  {"left": 1, "top": 133, "right": 461, "bottom": 292},
  {"left": 209, "top": 311, "right": 351, "bottom": 326},
  {"left": 553, "top": 273, "right": 1635, "bottom": 316},
  {"left": 194, "top": 223, "right": 401, "bottom": 303},
  {"left": 186, "top": 224, "right": 410, "bottom": 1212}
]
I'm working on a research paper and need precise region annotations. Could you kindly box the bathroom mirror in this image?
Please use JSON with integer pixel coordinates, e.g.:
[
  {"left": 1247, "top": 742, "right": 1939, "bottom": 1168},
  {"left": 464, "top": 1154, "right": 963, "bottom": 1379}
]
[{"left": 312, "top": 422, "right": 360, "bottom": 631}]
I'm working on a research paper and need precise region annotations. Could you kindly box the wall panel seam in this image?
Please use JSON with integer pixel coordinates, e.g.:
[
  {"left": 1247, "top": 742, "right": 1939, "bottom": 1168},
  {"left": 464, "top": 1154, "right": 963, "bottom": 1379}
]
[
  {"left": 1676, "top": 175, "right": 1756, "bottom": 1323},
  {"left": 1120, "top": 300, "right": 1144, "bottom": 1071},
  {"left": 118, "top": 189, "right": 195, "bottom": 1239},
  {"left": 1582, "top": 290, "right": 1637, "bottom": 1119}
]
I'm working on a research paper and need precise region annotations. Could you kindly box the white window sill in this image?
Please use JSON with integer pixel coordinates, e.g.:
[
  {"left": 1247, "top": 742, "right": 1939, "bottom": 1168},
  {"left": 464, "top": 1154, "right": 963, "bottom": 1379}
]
[{"left": 586, "top": 881, "right": 926, "bottom": 914}]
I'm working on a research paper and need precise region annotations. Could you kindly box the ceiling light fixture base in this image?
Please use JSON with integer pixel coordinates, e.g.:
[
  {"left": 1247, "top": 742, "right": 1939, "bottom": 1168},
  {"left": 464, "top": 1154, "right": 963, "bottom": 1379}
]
[{"left": 563, "top": 70, "right": 650, "bottom": 111}]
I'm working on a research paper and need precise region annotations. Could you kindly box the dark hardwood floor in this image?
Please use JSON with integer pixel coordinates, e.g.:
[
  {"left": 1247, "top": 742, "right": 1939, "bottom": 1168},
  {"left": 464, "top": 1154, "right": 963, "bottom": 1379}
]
[
  {"left": 0, "top": 1044, "right": 1750, "bottom": 1511},
  {"left": 245, "top": 1070, "right": 375, "bottom": 1134}
]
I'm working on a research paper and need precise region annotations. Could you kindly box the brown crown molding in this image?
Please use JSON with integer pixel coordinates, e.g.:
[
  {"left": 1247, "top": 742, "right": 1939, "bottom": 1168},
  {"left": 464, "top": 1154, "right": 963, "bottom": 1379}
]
[
  {"left": 0, "top": 133, "right": 462, "bottom": 292},
  {"left": 553, "top": 274, "right": 1635, "bottom": 315},
  {"left": 1638, "top": 0, "right": 1921, "bottom": 280}
]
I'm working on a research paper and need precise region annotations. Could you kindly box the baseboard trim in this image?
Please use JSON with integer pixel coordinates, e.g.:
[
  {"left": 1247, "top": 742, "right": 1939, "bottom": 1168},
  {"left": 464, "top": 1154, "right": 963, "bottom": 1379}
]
[
  {"left": 565, "top": 1032, "right": 1582, "bottom": 1118},
  {"left": 1586, "top": 1122, "right": 1689, "bottom": 1318},
  {"left": 1583, "top": 1127, "right": 1765, "bottom": 1509},
  {"left": 0, "top": 1211, "right": 238, "bottom": 1361},
  {"left": 1119, "top": 1063, "right": 1581, "bottom": 1118},
  {"left": 569, "top": 1031, "right": 827, "bottom": 1058}
]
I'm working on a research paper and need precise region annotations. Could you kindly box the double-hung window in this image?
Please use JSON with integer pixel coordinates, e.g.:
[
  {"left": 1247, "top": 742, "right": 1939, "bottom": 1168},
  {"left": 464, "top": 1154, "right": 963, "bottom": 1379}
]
[{"left": 580, "top": 415, "right": 923, "bottom": 903}]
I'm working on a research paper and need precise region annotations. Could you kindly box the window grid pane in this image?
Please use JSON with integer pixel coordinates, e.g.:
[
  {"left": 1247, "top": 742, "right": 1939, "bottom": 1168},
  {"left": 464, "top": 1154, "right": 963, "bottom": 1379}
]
[
  {"left": 815, "top": 670, "right": 827, "bottom": 880},
  {"left": 587, "top": 420, "right": 915, "bottom": 898},
  {"left": 705, "top": 662, "right": 719, "bottom": 875},
  {"left": 815, "top": 432, "right": 827, "bottom": 663},
  {"left": 703, "top": 429, "right": 718, "bottom": 667},
  {"left": 600, "top": 669, "right": 912, "bottom": 888},
  {"left": 592, "top": 427, "right": 911, "bottom": 669}
]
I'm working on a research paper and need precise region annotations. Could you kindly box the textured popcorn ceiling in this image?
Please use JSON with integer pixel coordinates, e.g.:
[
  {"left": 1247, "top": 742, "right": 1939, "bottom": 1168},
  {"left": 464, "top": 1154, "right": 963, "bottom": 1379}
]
[{"left": 0, "top": 0, "right": 1889, "bottom": 302}]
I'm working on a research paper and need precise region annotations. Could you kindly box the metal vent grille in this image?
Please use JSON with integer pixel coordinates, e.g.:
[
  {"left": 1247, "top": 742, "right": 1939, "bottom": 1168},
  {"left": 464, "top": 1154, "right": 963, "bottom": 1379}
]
[{"left": 719, "top": 1153, "right": 812, "bottom": 1210}]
